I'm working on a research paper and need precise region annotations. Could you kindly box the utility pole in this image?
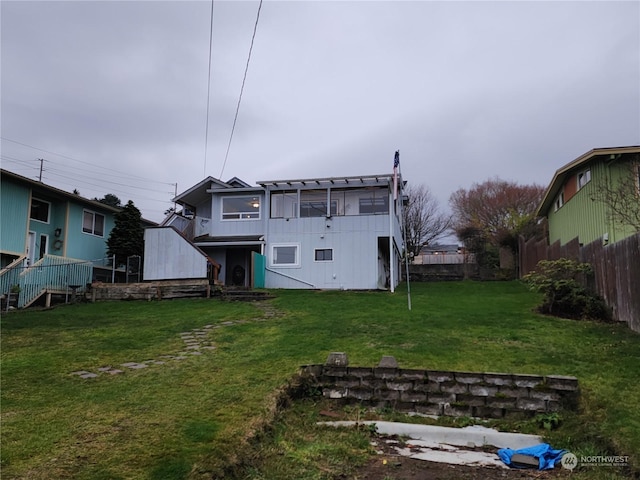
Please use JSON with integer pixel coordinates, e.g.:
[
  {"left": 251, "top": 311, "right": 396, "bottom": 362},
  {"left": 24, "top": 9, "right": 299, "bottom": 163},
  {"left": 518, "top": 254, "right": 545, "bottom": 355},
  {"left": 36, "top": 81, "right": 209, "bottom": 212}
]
[{"left": 38, "top": 158, "right": 44, "bottom": 182}]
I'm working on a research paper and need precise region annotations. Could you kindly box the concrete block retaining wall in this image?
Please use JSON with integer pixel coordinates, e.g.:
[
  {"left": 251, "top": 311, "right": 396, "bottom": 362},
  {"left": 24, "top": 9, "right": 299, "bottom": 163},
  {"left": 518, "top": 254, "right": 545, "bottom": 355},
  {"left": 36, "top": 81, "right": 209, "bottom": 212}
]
[
  {"left": 89, "top": 279, "right": 211, "bottom": 301},
  {"left": 301, "top": 353, "right": 579, "bottom": 419}
]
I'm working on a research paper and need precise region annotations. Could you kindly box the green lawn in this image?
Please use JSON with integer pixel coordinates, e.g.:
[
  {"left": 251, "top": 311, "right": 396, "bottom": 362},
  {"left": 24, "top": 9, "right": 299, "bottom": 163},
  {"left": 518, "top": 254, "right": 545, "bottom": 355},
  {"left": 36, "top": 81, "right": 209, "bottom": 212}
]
[{"left": 1, "top": 281, "right": 639, "bottom": 479}]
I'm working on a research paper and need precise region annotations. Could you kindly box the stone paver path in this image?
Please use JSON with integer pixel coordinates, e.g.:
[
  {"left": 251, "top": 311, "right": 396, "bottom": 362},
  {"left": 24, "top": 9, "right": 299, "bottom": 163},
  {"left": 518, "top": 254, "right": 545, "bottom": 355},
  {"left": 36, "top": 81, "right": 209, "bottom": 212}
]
[{"left": 69, "top": 301, "right": 281, "bottom": 379}]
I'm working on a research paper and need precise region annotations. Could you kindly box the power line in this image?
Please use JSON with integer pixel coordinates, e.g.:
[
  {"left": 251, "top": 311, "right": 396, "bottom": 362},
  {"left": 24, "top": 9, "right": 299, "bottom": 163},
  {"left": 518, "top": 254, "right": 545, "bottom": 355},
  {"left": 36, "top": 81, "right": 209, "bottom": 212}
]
[
  {"left": 0, "top": 137, "right": 174, "bottom": 186},
  {"left": 219, "top": 0, "right": 263, "bottom": 179},
  {"left": 203, "top": 0, "right": 215, "bottom": 178}
]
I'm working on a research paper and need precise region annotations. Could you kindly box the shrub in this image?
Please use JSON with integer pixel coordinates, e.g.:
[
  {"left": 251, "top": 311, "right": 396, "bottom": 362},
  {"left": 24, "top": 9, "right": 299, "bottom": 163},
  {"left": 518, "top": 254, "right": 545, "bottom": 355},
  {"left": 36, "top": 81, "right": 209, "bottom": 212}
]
[{"left": 522, "top": 258, "right": 611, "bottom": 321}]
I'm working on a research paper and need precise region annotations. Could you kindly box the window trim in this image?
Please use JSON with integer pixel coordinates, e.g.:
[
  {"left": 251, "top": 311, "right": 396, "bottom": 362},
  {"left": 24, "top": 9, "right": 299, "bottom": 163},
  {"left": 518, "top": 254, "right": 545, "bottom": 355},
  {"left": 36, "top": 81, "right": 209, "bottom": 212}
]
[
  {"left": 554, "top": 190, "right": 564, "bottom": 212},
  {"left": 270, "top": 190, "right": 298, "bottom": 219},
  {"left": 221, "top": 195, "right": 261, "bottom": 221},
  {"left": 314, "top": 248, "right": 333, "bottom": 262},
  {"left": 270, "top": 243, "right": 300, "bottom": 268},
  {"left": 30, "top": 197, "right": 51, "bottom": 224},
  {"left": 577, "top": 168, "right": 591, "bottom": 190},
  {"left": 82, "top": 209, "right": 106, "bottom": 237}
]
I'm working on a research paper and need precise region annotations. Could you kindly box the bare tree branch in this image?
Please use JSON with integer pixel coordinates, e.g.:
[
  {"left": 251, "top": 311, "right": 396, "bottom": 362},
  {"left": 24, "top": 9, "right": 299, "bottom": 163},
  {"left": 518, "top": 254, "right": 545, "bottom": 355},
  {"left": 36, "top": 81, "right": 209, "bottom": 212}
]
[
  {"left": 402, "top": 184, "right": 451, "bottom": 258},
  {"left": 591, "top": 160, "right": 640, "bottom": 231}
]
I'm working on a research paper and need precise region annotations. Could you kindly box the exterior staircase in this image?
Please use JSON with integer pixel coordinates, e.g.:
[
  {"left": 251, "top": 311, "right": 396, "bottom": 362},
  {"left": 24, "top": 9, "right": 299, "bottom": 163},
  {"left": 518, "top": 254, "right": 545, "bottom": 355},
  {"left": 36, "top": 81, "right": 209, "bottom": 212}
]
[{"left": 0, "top": 254, "right": 93, "bottom": 308}]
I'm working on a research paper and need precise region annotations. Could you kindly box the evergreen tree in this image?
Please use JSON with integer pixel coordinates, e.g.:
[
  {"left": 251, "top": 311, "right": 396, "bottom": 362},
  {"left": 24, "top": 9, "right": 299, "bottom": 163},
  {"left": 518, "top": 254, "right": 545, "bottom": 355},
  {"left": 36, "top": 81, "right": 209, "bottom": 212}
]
[
  {"left": 107, "top": 200, "right": 144, "bottom": 266},
  {"left": 96, "top": 193, "right": 122, "bottom": 208}
]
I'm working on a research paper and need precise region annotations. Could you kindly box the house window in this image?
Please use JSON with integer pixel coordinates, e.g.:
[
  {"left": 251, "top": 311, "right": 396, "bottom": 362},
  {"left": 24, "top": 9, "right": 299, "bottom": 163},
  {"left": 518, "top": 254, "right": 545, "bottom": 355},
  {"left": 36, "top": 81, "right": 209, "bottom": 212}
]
[
  {"left": 271, "top": 244, "right": 299, "bottom": 267},
  {"left": 577, "top": 169, "right": 591, "bottom": 190},
  {"left": 222, "top": 196, "right": 260, "bottom": 220},
  {"left": 554, "top": 191, "right": 564, "bottom": 211},
  {"left": 314, "top": 248, "right": 333, "bottom": 261},
  {"left": 270, "top": 191, "right": 297, "bottom": 218},
  {"left": 360, "top": 189, "right": 389, "bottom": 215},
  {"left": 30, "top": 198, "right": 50, "bottom": 223},
  {"left": 300, "top": 189, "right": 336, "bottom": 217},
  {"left": 83, "top": 210, "right": 105, "bottom": 236}
]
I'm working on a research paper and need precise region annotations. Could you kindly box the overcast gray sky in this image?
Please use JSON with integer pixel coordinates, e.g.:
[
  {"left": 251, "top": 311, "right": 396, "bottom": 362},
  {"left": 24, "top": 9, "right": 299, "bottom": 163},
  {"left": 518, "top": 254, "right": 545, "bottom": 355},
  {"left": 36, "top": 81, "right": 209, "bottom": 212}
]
[{"left": 2, "top": 1, "right": 639, "bottom": 224}]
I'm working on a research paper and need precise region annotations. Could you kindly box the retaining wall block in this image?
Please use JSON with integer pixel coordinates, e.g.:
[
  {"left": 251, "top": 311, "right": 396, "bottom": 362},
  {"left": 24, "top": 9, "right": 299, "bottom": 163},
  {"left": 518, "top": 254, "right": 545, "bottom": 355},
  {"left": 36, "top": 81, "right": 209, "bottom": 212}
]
[
  {"left": 513, "top": 374, "right": 544, "bottom": 388},
  {"left": 386, "top": 381, "right": 413, "bottom": 391},
  {"left": 529, "top": 390, "right": 561, "bottom": 401},
  {"left": 444, "top": 404, "right": 473, "bottom": 417},
  {"left": 416, "top": 404, "right": 442, "bottom": 416},
  {"left": 473, "top": 406, "right": 505, "bottom": 419},
  {"left": 326, "top": 352, "right": 349, "bottom": 366},
  {"left": 374, "top": 388, "right": 400, "bottom": 401},
  {"left": 323, "top": 366, "right": 348, "bottom": 377},
  {"left": 440, "top": 382, "right": 469, "bottom": 394},
  {"left": 545, "top": 375, "right": 579, "bottom": 391},
  {"left": 324, "top": 388, "right": 348, "bottom": 399},
  {"left": 487, "top": 397, "right": 517, "bottom": 409},
  {"left": 399, "top": 369, "right": 427, "bottom": 381},
  {"left": 414, "top": 381, "right": 441, "bottom": 393},
  {"left": 516, "top": 397, "right": 547, "bottom": 412},
  {"left": 484, "top": 373, "right": 515, "bottom": 386},
  {"left": 374, "top": 367, "right": 398, "bottom": 379},
  {"left": 378, "top": 356, "right": 399, "bottom": 368},
  {"left": 454, "top": 372, "right": 484, "bottom": 384},
  {"left": 349, "top": 367, "right": 374, "bottom": 379},
  {"left": 497, "top": 386, "right": 529, "bottom": 398},
  {"left": 349, "top": 388, "right": 373, "bottom": 401},
  {"left": 427, "top": 370, "right": 454, "bottom": 383},
  {"left": 400, "top": 391, "right": 427, "bottom": 403},
  {"left": 335, "top": 378, "right": 361, "bottom": 389},
  {"left": 360, "top": 378, "right": 387, "bottom": 390},
  {"left": 427, "top": 393, "right": 456, "bottom": 404},
  {"left": 469, "top": 384, "right": 498, "bottom": 397},
  {"left": 454, "top": 394, "right": 487, "bottom": 407}
]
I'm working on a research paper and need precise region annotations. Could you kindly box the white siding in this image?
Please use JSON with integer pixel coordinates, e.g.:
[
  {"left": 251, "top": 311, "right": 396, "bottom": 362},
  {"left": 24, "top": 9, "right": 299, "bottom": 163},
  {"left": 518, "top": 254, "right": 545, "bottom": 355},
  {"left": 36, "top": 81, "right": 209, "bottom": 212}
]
[
  {"left": 143, "top": 227, "right": 208, "bottom": 280},
  {"left": 265, "top": 215, "right": 393, "bottom": 289}
]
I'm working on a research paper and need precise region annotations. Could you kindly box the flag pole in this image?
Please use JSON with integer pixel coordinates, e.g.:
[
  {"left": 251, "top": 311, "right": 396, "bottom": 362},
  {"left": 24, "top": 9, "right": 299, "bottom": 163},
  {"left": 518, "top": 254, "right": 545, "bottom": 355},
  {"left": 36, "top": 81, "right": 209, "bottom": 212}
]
[{"left": 395, "top": 151, "right": 412, "bottom": 311}]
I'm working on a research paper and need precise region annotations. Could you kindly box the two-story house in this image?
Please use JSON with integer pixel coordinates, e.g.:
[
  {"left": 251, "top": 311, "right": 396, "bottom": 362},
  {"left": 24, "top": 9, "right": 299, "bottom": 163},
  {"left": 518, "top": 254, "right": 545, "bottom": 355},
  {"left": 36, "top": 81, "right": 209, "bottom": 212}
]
[
  {"left": 536, "top": 146, "right": 640, "bottom": 246},
  {"left": 144, "top": 173, "right": 404, "bottom": 291},
  {"left": 0, "top": 169, "right": 154, "bottom": 307}
]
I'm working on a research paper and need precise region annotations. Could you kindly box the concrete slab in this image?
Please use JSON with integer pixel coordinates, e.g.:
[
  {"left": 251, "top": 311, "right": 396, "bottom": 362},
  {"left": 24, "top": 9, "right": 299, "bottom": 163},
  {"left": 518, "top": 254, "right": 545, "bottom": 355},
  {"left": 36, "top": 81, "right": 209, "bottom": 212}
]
[
  {"left": 319, "top": 421, "right": 542, "bottom": 450},
  {"left": 391, "top": 441, "right": 508, "bottom": 468},
  {"left": 79, "top": 372, "right": 98, "bottom": 379},
  {"left": 70, "top": 371, "right": 90, "bottom": 375},
  {"left": 107, "top": 369, "right": 124, "bottom": 375},
  {"left": 320, "top": 421, "right": 543, "bottom": 468}
]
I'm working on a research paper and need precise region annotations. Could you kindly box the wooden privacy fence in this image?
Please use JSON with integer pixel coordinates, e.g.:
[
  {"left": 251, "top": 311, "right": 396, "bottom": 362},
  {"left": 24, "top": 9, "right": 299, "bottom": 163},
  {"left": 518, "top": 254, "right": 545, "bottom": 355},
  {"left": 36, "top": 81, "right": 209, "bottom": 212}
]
[{"left": 519, "top": 233, "right": 640, "bottom": 332}]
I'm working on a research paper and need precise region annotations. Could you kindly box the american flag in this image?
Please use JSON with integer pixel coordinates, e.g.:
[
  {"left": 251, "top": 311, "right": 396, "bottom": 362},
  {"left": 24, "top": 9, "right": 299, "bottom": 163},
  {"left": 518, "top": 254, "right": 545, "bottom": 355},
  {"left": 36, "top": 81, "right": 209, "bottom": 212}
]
[{"left": 393, "top": 151, "right": 399, "bottom": 200}]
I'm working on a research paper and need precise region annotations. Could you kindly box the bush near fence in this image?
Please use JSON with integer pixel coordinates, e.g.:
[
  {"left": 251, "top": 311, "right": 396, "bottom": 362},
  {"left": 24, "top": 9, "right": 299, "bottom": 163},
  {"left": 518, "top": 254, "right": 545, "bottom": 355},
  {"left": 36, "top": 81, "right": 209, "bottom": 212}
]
[{"left": 519, "top": 232, "right": 640, "bottom": 332}]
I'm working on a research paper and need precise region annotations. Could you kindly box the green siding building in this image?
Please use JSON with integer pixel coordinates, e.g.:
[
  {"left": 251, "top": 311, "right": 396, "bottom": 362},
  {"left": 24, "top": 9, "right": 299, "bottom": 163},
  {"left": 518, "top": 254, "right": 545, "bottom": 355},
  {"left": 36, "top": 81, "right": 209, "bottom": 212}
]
[{"left": 537, "top": 146, "right": 640, "bottom": 247}]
